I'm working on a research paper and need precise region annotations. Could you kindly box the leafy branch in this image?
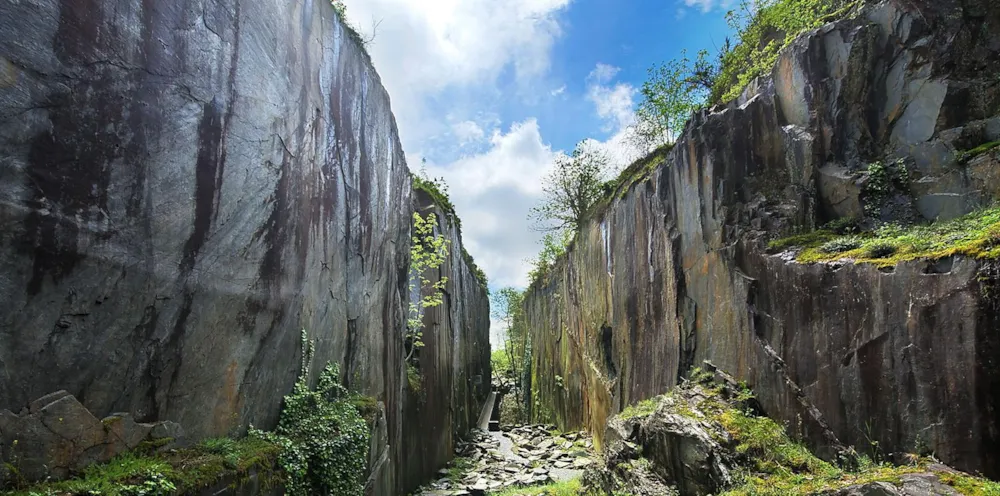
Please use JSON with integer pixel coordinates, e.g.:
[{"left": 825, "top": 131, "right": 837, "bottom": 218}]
[{"left": 406, "top": 212, "right": 450, "bottom": 363}]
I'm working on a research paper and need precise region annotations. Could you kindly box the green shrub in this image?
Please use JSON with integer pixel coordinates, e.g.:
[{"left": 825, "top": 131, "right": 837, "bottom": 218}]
[
  {"left": 823, "top": 217, "right": 861, "bottom": 235},
  {"left": 619, "top": 397, "right": 660, "bottom": 420},
  {"left": 865, "top": 243, "right": 897, "bottom": 259},
  {"left": 253, "top": 333, "right": 369, "bottom": 496},
  {"left": 819, "top": 237, "right": 862, "bottom": 254}
]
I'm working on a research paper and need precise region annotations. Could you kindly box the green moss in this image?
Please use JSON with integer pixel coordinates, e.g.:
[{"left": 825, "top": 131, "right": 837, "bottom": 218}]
[
  {"left": 462, "top": 246, "right": 489, "bottom": 289},
  {"left": 936, "top": 471, "right": 1000, "bottom": 495},
  {"left": 488, "top": 477, "right": 586, "bottom": 496},
  {"left": 413, "top": 174, "right": 458, "bottom": 225},
  {"left": 694, "top": 387, "right": 924, "bottom": 496},
  {"left": 958, "top": 140, "right": 1000, "bottom": 165},
  {"left": 3, "top": 438, "right": 283, "bottom": 496},
  {"left": 590, "top": 144, "right": 673, "bottom": 219},
  {"left": 619, "top": 397, "right": 660, "bottom": 420},
  {"left": 445, "top": 457, "right": 476, "bottom": 482},
  {"left": 100, "top": 415, "right": 123, "bottom": 427},
  {"left": 349, "top": 394, "right": 380, "bottom": 424},
  {"left": 776, "top": 206, "right": 1000, "bottom": 267},
  {"left": 767, "top": 230, "right": 837, "bottom": 252},
  {"left": 407, "top": 363, "right": 424, "bottom": 395}
]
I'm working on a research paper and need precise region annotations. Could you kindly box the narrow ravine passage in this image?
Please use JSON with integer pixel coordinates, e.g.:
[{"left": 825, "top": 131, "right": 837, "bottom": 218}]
[{"left": 416, "top": 424, "right": 594, "bottom": 495}]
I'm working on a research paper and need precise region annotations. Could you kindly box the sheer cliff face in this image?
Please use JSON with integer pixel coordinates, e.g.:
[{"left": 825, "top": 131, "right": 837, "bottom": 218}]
[
  {"left": 0, "top": 0, "right": 487, "bottom": 493},
  {"left": 524, "top": 0, "right": 1000, "bottom": 477}
]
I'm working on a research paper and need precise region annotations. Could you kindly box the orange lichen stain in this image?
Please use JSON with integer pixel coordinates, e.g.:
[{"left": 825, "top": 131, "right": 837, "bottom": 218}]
[{"left": 212, "top": 361, "right": 244, "bottom": 434}]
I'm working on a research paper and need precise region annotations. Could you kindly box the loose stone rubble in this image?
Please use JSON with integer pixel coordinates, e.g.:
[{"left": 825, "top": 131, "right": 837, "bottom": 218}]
[{"left": 416, "top": 424, "right": 594, "bottom": 495}]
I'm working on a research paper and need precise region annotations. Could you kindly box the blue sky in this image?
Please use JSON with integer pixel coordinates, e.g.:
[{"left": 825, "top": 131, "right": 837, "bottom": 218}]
[{"left": 345, "top": 0, "right": 735, "bottom": 302}]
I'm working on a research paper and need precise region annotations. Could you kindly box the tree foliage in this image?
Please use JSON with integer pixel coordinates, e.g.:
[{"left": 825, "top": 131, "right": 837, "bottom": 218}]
[
  {"left": 490, "top": 287, "right": 530, "bottom": 423},
  {"left": 413, "top": 168, "right": 489, "bottom": 289},
  {"left": 407, "top": 212, "right": 450, "bottom": 363},
  {"left": 632, "top": 50, "right": 716, "bottom": 149},
  {"left": 527, "top": 230, "right": 573, "bottom": 286},
  {"left": 490, "top": 287, "right": 526, "bottom": 389},
  {"left": 530, "top": 143, "right": 611, "bottom": 233},
  {"left": 632, "top": 0, "right": 862, "bottom": 148}
]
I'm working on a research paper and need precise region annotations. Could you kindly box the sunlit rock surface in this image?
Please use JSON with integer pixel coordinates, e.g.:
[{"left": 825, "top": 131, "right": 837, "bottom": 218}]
[{"left": 523, "top": 0, "right": 1000, "bottom": 477}]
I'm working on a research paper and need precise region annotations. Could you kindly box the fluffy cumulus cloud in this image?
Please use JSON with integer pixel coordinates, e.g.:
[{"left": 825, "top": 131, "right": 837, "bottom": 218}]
[
  {"left": 585, "top": 64, "right": 644, "bottom": 169},
  {"left": 345, "top": 0, "right": 571, "bottom": 149},
  {"left": 420, "top": 119, "right": 561, "bottom": 288},
  {"left": 587, "top": 64, "right": 637, "bottom": 133},
  {"left": 677, "top": 0, "right": 736, "bottom": 18},
  {"left": 342, "top": 2, "right": 645, "bottom": 296}
]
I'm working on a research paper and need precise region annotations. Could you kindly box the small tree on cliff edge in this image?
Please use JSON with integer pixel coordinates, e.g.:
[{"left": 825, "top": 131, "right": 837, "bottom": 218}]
[{"left": 530, "top": 142, "right": 610, "bottom": 233}]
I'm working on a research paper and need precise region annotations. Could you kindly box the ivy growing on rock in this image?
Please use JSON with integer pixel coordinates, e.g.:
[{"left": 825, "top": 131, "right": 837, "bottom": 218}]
[
  {"left": 252, "top": 331, "right": 370, "bottom": 496},
  {"left": 407, "top": 212, "right": 450, "bottom": 363},
  {"left": 863, "top": 158, "right": 910, "bottom": 215}
]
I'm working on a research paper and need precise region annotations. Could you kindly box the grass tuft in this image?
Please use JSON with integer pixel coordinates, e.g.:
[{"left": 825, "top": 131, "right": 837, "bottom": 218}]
[
  {"left": 489, "top": 477, "right": 585, "bottom": 496},
  {"left": 618, "top": 397, "right": 660, "bottom": 420}
]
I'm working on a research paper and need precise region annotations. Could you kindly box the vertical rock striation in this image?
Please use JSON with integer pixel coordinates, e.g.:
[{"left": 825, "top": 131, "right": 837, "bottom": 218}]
[
  {"left": 0, "top": 0, "right": 489, "bottom": 493},
  {"left": 523, "top": 0, "right": 1000, "bottom": 477}
]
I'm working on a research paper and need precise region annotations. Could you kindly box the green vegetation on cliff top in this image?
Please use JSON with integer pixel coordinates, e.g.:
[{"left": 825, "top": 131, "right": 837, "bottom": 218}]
[
  {"left": 767, "top": 206, "right": 1000, "bottom": 267},
  {"left": 412, "top": 171, "right": 489, "bottom": 289},
  {"left": 710, "top": 0, "right": 863, "bottom": 103}
]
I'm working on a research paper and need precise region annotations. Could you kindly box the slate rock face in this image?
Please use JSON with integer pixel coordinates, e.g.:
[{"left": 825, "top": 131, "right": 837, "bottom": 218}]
[
  {"left": 0, "top": 391, "right": 181, "bottom": 482},
  {"left": 0, "top": 0, "right": 489, "bottom": 493},
  {"left": 523, "top": 0, "right": 1000, "bottom": 477}
]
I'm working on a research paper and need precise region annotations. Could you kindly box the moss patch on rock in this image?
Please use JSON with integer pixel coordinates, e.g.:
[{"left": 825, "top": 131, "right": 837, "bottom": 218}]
[
  {"left": 768, "top": 206, "right": 1000, "bottom": 267},
  {"left": 2, "top": 437, "right": 283, "bottom": 496},
  {"left": 958, "top": 140, "right": 1000, "bottom": 165},
  {"left": 595, "top": 367, "right": 1000, "bottom": 496}
]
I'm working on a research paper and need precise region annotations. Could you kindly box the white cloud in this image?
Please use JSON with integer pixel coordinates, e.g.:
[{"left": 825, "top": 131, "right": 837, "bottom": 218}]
[
  {"left": 583, "top": 64, "right": 646, "bottom": 170},
  {"left": 340, "top": 2, "right": 650, "bottom": 295},
  {"left": 585, "top": 63, "right": 638, "bottom": 136},
  {"left": 345, "top": 0, "right": 571, "bottom": 150},
  {"left": 587, "top": 80, "right": 637, "bottom": 131},
  {"left": 681, "top": 0, "right": 736, "bottom": 14},
  {"left": 423, "top": 119, "right": 562, "bottom": 288},
  {"left": 452, "top": 120, "right": 486, "bottom": 145},
  {"left": 675, "top": 7, "right": 688, "bottom": 20},
  {"left": 588, "top": 63, "right": 621, "bottom": 84}
]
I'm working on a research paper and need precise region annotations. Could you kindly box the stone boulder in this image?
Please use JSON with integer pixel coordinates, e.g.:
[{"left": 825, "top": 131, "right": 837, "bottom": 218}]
[
  {"left": 817, "top": 163, "right": 864, "bottom": 220},
  {"left": 585, "top": 369, "right": 994, "bottom": 496},
  {"left": 0, "top": 391, "right": 182, "bottom": 483}
]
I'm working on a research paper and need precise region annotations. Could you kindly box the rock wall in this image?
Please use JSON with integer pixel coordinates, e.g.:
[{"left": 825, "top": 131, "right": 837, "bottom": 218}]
[
  {"left": 0, "top": 0, "right": 489, "bottom": 493},
  {"left": 393, "top": 189, "right": 491, "bottom": 490},
  {"left": 523, "top": 0, "right": 1000, "bottom": 477}
]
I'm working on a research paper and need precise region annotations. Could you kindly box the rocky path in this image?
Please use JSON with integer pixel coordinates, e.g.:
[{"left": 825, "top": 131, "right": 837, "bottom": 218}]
[{"left": 416, "top": 425, "right": 594, "bottom": 495}]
